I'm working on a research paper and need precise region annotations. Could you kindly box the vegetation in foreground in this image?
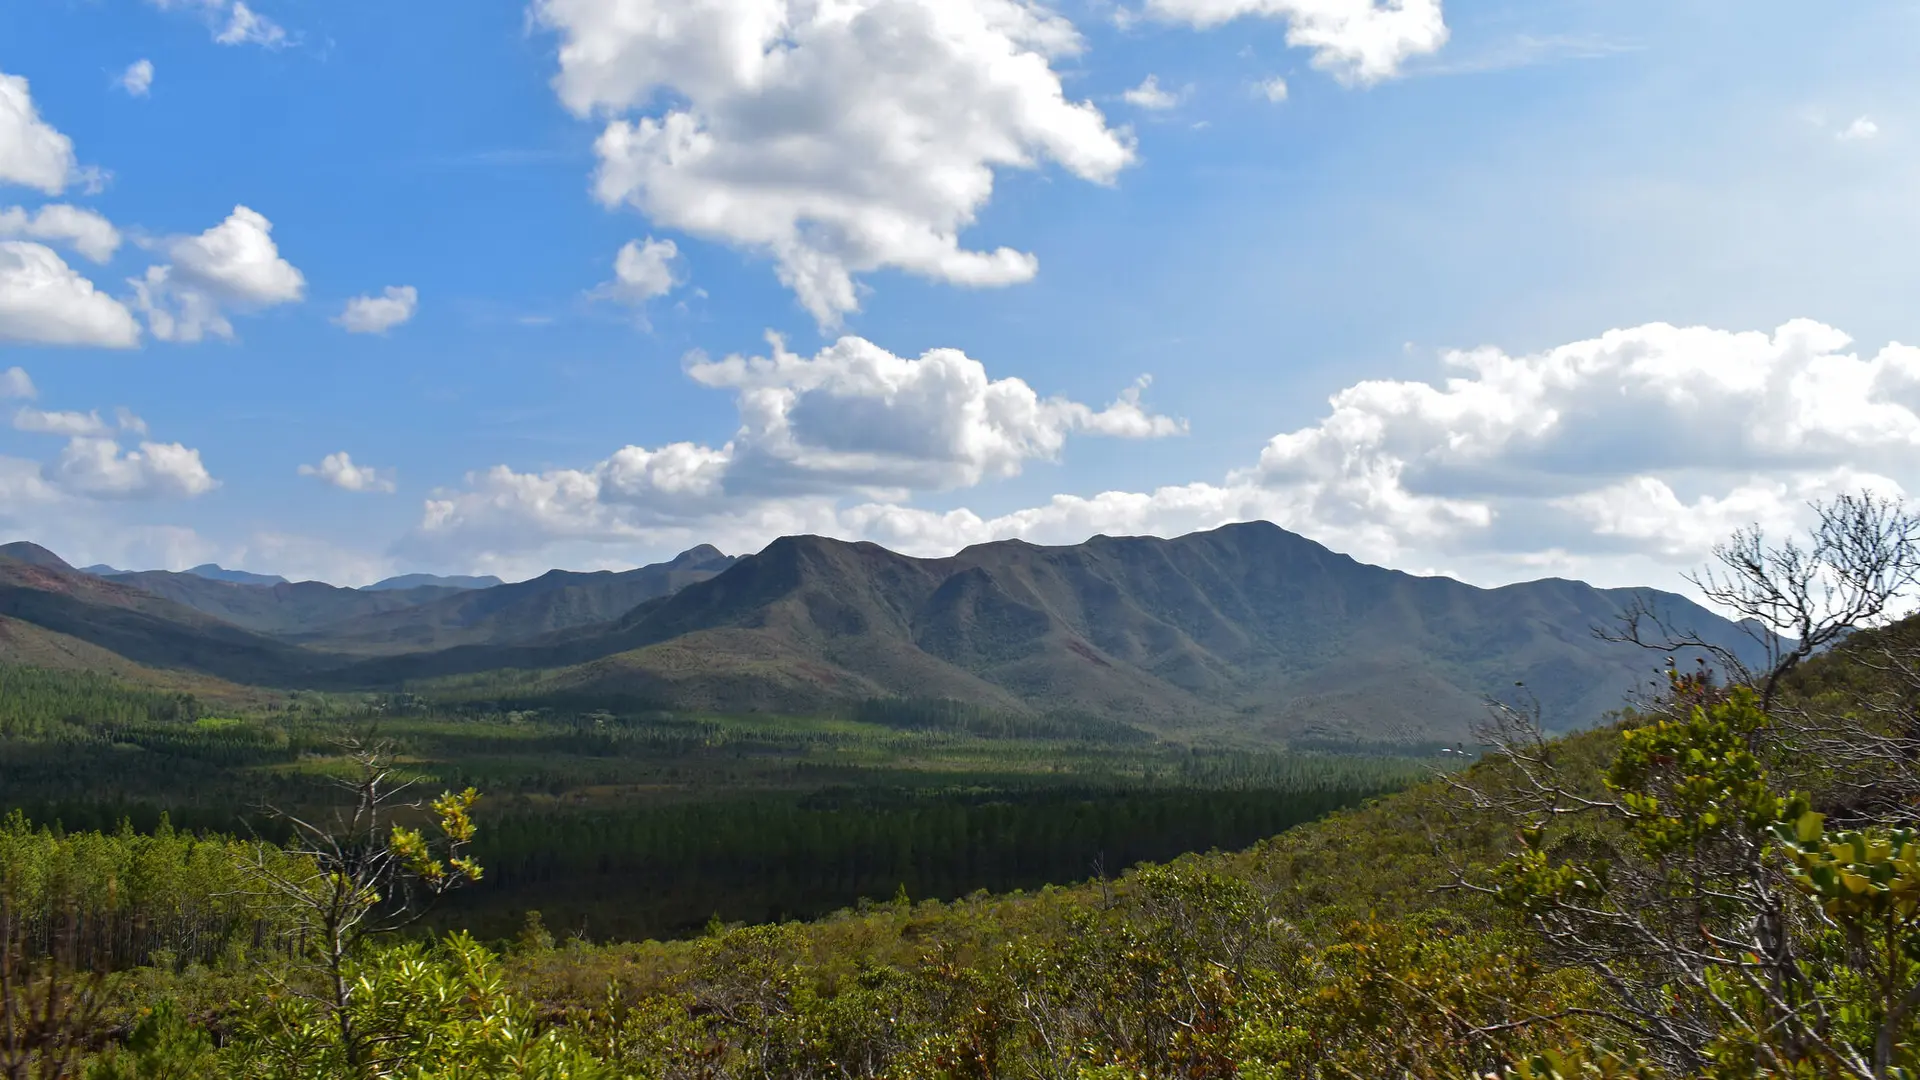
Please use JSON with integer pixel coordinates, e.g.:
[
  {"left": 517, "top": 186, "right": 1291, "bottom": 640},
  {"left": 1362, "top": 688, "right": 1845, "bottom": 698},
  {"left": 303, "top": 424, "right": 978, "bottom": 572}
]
[{"left": 6, "top": 493, "right": 1920, "bottom": 1077}]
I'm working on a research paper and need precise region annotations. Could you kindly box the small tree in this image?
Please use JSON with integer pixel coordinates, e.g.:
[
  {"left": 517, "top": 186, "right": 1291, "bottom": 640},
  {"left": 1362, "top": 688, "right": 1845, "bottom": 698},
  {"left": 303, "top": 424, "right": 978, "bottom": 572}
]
[
  {"left": 1467, "top": 492, "right": 1920, "bottom": 1077},
  {"left": 241, "top": 736, "right": 481, "bottom": 1078}
]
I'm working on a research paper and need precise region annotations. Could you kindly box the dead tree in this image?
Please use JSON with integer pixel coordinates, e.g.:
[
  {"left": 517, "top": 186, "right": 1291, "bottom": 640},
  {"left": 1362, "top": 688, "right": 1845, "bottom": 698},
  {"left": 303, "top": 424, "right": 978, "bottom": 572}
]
[
  {"left": 239, "top": 735, "right": 481, "bottom": 1078},
  {"left": 1601, "top": 491, "right": 1920, "bottom": 710}
]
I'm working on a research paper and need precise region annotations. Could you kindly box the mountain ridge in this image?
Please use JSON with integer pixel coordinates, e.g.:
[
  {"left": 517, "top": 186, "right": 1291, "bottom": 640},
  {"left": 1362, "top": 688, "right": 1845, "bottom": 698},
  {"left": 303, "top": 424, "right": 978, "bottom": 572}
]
[
  {"left": 337, "top": 523, "right": 1763, "bottom": 740},
  {"left": 362, "top": 573, "right": 505, "bottom": 592},
  {"left": 0, "top": 524, "right": 1764, "bottom": 742},
  {"left": 286, "top": 544, "right": 738, "bottom": 655}
]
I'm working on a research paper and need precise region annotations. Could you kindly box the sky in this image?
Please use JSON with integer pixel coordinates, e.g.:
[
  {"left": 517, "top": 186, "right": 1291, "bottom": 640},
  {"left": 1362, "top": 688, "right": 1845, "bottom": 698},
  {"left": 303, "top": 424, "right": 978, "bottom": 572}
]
[{"left": 1, "top": 0, "right": 1918, "bottom": 590}]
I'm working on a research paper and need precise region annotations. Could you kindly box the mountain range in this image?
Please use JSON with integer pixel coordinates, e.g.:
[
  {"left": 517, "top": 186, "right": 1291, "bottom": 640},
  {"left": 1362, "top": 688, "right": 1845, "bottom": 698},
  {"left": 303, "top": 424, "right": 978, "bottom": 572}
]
[
  {"left": 78, "top": 562, "right": 503, "bottom": 592},
  {"left": 0, "top": 525, "right": 1763, "bottom": 742}
]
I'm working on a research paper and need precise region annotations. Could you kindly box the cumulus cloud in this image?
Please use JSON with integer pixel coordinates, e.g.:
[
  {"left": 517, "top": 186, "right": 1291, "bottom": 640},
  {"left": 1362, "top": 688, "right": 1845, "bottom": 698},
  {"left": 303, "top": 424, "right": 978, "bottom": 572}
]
[
  {"left": 13, "top": 407, "right": 114, "bottom": 438},
  {"left": 533, "top": 0, "right": 1136, "bottom": 327},
  {"left": 1143, "top": 0, "right": 1448, "bottom": 84},
  {"left": 408, "top": 335, "right": 1182, "bottom": 559},
  {"left": 593, "top": 238, "right": 680, "bottom": 307},
  {"left": 0, "top": 455, "right": 66, "bottom": 507},
  {"left": 21, "top": 405, "right": 147, "bottom": 439},
  {"left": 147, "top": 0, "right": 287, "bottom": 47},
  {"left": 0, "top": 382, "right": 214, "bottom": 506},
  {"left": 335, "top": 285, "right": 417, "bottom": 334},
  {"left": 0, "top": 373, "right": 218, "bottom": 506},
  {"left": 1839, "top": 116, "right": 1880, "bottom": 142},
  {"left": 120, "top": 60, "right": 155, "bottom": 98},
  {"left": 0, "top": 70, "right": 87, "bottom": 195},
  {"left": 1124, "top": 75, "right": 1182, "bottom": 110},
  {"left": 0, "top": 242, "right": 141, "bottom": 347},
  {"left": 0, "top": 205, "right": 121, "bottom": 263},
  {"left": 299, "top": 452, "right": 397, "bottom": 494},
  {"left": 0, "top": 367, "right": 34, "bottom": 400},
  {"left": 1256, "top": 76, "right": 1290, "bottom": 102},
  {"left": 49, "top": 438, "right": 217, "bottom": 500},
  {"left": 691, "top": 335, "right": 1187, "bottom": 493},
  {"left": 861, "top": 320, "right": 1920, "bottom": 574},
  {"left": 405, "top": 319, "right": 1920, "bottom": 591},
  {"left": 131, "top": 205, "right": 305, "bottom": 342}
]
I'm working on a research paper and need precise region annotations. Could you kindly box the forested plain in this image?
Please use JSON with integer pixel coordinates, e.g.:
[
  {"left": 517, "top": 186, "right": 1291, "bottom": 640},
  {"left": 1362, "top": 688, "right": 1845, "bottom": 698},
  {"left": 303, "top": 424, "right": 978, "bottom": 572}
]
[
  {"left": 0, "top": 668, "right": 1427, "bottom": 941},
  {"left": 10, "top": 497, "right": 1920, "bottom": 1078}
]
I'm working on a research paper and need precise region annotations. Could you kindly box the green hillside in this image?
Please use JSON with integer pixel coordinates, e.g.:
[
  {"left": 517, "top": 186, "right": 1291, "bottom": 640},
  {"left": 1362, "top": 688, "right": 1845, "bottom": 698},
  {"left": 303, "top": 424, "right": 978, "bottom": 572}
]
[{"left": 0, "top": 524, "right": 1766, "bottom": 746}]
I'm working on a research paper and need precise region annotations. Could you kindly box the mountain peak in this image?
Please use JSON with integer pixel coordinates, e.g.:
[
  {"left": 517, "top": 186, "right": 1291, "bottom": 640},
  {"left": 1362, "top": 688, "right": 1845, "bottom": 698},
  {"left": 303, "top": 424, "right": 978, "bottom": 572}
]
[
  {"left": 186, "top": 564, "right": 290, "bottom": 587},
  {"left": 361, "top": 573, "right": 504, "bottom": 592},
  {"left": 0, "top": 542, "right": 73, "bottom": 571},
  {"left": 670, "top": 544, "right": 730, "bottom": 568}
]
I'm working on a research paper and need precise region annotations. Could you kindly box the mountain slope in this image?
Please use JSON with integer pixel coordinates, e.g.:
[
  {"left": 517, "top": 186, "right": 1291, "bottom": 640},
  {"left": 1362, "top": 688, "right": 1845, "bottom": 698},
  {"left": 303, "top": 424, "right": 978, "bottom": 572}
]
[
  {"left": 0, "top": 554, "right": 335, "bottom": 685},
  {"left": 0, "top": 614, "right": 282, "bottom": 707},
  {"left": 368, "top": 523, "right": 1760, "bottom": 741},
  {"left": 185, "top": 564, "right": 288, "bottom": 586},
  {"left": 0, "top": 542, "right": 75, "bottom": 570},
  {"left": 291, "top": 545, "right": 737, "bottom": 655},
  {"left": 101, "top": 571, "right": 465, "bottom": 636}
]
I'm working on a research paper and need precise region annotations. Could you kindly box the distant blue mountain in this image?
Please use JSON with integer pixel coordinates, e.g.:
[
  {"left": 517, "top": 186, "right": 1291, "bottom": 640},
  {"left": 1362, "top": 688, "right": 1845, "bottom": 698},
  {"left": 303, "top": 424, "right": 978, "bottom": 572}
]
[
  {"left": 362, "top": 573, "right": 505, "bottom": 592},
  {"left": 186, "top": 564, "right": 290, "bottom": 587}
]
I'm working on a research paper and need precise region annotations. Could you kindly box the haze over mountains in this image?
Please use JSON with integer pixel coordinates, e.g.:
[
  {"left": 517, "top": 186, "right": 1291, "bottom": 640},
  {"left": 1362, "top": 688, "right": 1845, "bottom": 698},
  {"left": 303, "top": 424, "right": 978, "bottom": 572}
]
[
  {"left": 0, "top": 525, "right": 1764, "bottom": 742},
  {"left": 77, "top": 562, "right": 503, "bottom": 593}
]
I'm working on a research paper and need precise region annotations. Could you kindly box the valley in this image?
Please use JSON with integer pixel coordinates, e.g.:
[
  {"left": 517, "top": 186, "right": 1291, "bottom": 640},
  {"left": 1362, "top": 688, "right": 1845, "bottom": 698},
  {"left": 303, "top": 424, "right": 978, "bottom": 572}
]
[{"left": 0, "top": 520, "right": 1752, "bottom": 940}]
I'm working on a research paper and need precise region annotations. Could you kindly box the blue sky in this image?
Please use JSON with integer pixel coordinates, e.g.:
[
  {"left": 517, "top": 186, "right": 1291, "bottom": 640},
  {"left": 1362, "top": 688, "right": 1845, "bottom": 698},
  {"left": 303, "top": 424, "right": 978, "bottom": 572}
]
[{"left": 2, "top": 0, "right": 1918, "bottom": 588}]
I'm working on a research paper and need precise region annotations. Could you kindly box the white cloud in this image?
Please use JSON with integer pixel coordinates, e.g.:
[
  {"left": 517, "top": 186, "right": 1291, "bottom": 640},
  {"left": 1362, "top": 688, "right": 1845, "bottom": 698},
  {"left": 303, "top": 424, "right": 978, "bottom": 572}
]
[
  {"left": 0, "top": 382, "right": 212, "bottom": 507},
  {"left": 299, "top": 452, "right": 397, "bottom": 494},
  {"left": 1551, "top": 473, "right": 1897, "bottom": 561},
  {"left": 13, "top": 407, "right": 113, "bottom": 438},
  {"left": 147, "top": 0, "right": 287, "bottom": 47},
  {"left": 131, "top": 205, "right": 305, "bottom": 342},
  {"left": 689, "top": 334, "right": 1187, "bottom": 493},
  {"left": 1256, "top": 76, "right": 1290, "bottom": 102},
  {"left": 0, "top": 71, "right": 84, "bottom": 195},
  {"left": 0, "top": 367, "right": 34, "bottom": 400},
  {"left": 406, "top": 319, "right": 1920, "bottom": 592},
  {"left": 408, "top": 334, "right": 1182, "bottom": 560},
  {"left": 1839, "top": 116, "right": 1880, "bottom": 142},
  {"left": 216, "top": 2, "right": 287, "bottom": 46},
  {"left": 1124, "top": 75, "right": 1182, "bottom": 110},
  {"left": 335, "top": 285, "right": 418, "bottom": 335},
  {"left": 0, "top": 205, "right": 121, "bottom": 263},
  {"left": 120, "top": 60, "right": 155, "bottom": 98},
  {"left": 0, "top": 242, "right": 141, "bottom": 347},
  {"left": 164, "top": 205, "right": 304, "bottom": 303},
  {"left": 533, "top": 0, "right": 1136, "bottom": 327},
  {"left": 50, "top": 437, "right": 217, "bottom": 500},
  {"left": 594, "top": 238, "right": 680, "bottom": 307},
  {"left": 863, "top": 320, "right": 1920, "bottom": 573},
  {"left": 1143, "top": 0, "right": 1448, "bottom": 85},
  {"left": 0, "top": 455, "right": 66, "bottom": 508}
]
